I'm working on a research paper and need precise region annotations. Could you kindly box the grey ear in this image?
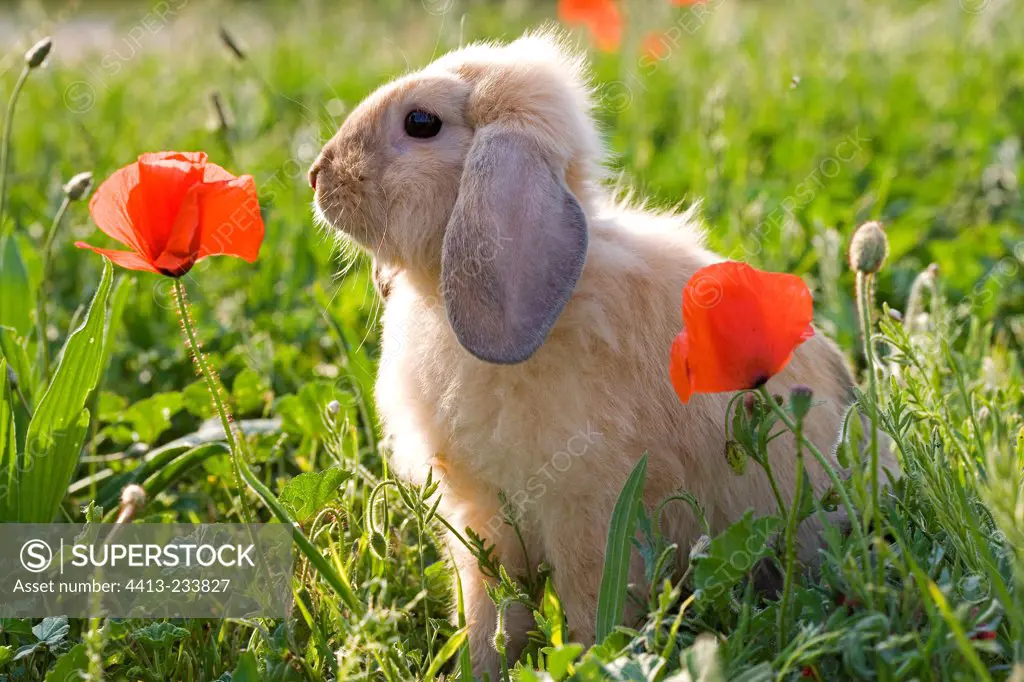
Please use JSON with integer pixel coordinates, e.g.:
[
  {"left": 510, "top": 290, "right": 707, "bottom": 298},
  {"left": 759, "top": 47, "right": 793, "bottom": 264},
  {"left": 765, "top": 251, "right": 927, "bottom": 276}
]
[{"left": 441, "top": 128, "right": 588, "bottom": 364}]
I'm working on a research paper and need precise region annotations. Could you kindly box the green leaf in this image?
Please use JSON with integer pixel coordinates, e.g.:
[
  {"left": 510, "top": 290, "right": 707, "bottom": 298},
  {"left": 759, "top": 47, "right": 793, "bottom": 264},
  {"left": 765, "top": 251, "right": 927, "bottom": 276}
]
[
  {"left": 231, "top": 651, "right": 260, "bottom": 682},
  {"left": 275, "top": 381, "right": 346, "bottom": 439},
  {"left": 544, "top": 644, "right": 584, "bottom": 680},
  {"left": 693, "top": 511, "right": 782, "bottom": 604},
  {"left": 0, "top": 644, "right": 11, "bottom": 666},
  {"left": 0, "top": 235, "right": 34, "bottom": 336},
  {"left": 44, "top": 643, "right": 88, "bottom": 682},
  {"left": 0, "top": 327, "right": 34, "bottom": 408},
  {"left": 0, "top": 360, "right": 14, "bottom": 509},
  {"left": 5, "top": 261, "right": 113, "bottom": 522},
  {"left": 422, "top": 627, "right": 467, "bottom": 682},
  {"left": 32, "top": 616, "right": 69, "bottom": 646},
  {"left": 182, "top": 379, "right": 217, "bottom": 419},
  {"left": 232, "top": 368, "right": 271, "bottom": 415},
  {"left": 13, "top": 642, "right": 40, "bottom": 661},
  {"left": 96, "top": 391, "right": 128, "bottom": 422},
  {"left": 595, "top": 453, "right": 648, "bottom": 643},
  {"left": 0, "top": 618, "right": 33, "bottom": 637},
  {"left": 278, "top": 467, "right": 351, "bottom": 523},
  {"left": 452, "top": 547, "right": 473, "bottom": 682},
  {"left": 121, "top": 392, "right": 184, "bottom": 444},
  {"left": 131, "top": 622, "right": 188, "bottom": 645},
  {"left": 542, "top": 576, "right": 567, "bottom": 648}
]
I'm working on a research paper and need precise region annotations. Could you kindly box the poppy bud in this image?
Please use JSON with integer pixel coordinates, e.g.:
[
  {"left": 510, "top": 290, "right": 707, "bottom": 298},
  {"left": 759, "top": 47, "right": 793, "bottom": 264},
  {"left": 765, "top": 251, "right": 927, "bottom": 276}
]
[
  {"left": 369, "top": 531, "right": 388, "bottom": 559},
  {"left": 725, "top": 440, "right": 747, "bottom": 475},
  {"left": 689, "top": 534, "right": 711, "bottom": 560},
  {"left": 789, "top": 385, "right": 813, "bottom": 421},
  {"left": 116, "top": 483, "right": 147, "bottom": 524},
  {"left": 904, "top": 263, "right": 938, "bottom": 331},
  {"left": 887, "top": 308, "right": 903, "bottom": 322},
  {"left": 120, "top": 483, "right": 147, "bottom": 509},
  {"left": 63, "top": 171, "right": 93, "bottom": 201},
  {"left": 492, "top": 627, "right": 509, "bottom": 652},
  {"left": 848, "top": 221, "right": 888, "bottom": 274},
  {"left": 218, "top": 25, "right": 247, "bottom": 61},
  {"left": 326, "top": 399, "right": 341, "bottom": 416},
  {"left": 820, "top": 487, "right": 840, "bottom": 511},
  {"left": 25, "top": 36, "right": 52, "bottom": 68}
]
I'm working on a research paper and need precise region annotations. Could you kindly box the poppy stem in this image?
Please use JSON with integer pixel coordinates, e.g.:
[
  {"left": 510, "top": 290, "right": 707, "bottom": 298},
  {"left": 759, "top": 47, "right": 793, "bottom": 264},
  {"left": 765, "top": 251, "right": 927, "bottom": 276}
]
[
  {"left": 36, "top": 195, "right": 72, "bottom": 377},
  {"left": 779, "top": 415, "right": 806, "bottom": 648},
  {"left": 171, "top": 279, "right": 252, "bottom": 522},
  {"left": 0, "top": 65, "right": 30, "bottom": 235},
  {"left": 171, "top": 278, "right": 366, "bottom": 617},
  {"left": 757, "top": 386, "right": 873, "bottom": 605},
  {"left": 856, "top": 271, "right": 884, "bottom": 589}
]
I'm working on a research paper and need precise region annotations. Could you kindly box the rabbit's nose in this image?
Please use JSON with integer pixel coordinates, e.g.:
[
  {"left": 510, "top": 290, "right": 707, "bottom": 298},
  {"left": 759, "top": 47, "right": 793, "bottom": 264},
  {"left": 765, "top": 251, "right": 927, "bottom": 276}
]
[{"left": 308, "top": 160, "right": 322, "bottom": 190}]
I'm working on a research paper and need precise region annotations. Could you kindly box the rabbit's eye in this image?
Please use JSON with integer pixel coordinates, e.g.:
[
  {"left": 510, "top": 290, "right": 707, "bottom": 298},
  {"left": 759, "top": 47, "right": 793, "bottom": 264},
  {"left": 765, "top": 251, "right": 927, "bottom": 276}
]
[{"left": 405, "top": 110, "right": 442, "bottom": 139}]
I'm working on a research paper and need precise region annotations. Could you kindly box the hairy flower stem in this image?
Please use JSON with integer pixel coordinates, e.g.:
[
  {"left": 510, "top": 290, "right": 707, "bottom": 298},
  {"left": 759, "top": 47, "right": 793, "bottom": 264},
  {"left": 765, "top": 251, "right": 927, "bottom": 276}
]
[
  {"left": 0, "top": 66, "right": 30, "bottom": 235},
  {"left": 496, "top": 601, "right": 511, "bottom": 682},
  {"left": 758, "top": 386, "right": 873, "bottom": 606},
  {"left": 172, "top": 279, "right": 253, "bottom": 523},
  {"left": 856, "top": 271, "right": 884, "bottom": 587},
  {"left": 36, "top": 196, "right": 71, "bottom": 376},
  {"left": 172, "top": 278, "right": 365, "bottom": 616},
  {"left": 778, "top": 419, "right": 806, "bottom": 648}
]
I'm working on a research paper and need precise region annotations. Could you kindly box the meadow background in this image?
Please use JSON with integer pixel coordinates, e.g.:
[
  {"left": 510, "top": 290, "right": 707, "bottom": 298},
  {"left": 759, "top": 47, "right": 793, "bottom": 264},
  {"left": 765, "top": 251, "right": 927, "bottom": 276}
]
[{"left": 0, "top": 0, "right": 1022, "bottom": 679}]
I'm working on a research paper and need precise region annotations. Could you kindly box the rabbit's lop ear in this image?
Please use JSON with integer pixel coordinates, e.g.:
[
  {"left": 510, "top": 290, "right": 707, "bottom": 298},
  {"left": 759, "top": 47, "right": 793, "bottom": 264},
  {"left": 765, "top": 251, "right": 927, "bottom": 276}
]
[{"left": 441, "top": 126, "right": 588, "bottom": 364}]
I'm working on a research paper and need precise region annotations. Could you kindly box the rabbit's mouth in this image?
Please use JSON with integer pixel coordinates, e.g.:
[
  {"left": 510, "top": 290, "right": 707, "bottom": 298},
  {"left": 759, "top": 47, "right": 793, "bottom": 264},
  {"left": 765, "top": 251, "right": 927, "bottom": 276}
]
[{"left": 311, "top": 169, "right": 386, "bottom": 255}]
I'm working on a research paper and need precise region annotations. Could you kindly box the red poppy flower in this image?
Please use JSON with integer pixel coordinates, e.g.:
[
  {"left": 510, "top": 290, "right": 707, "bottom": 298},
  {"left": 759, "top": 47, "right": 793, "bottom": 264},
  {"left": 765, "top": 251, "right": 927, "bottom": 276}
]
[
  {"left": 558, "top": 0, "right": 622, "bottom": 52},
  {"left": 670, "top": 262, "right": 815, "bottom": 403},
  {"left": 76, "top": 151, "right": 263, "bottom": 277}
]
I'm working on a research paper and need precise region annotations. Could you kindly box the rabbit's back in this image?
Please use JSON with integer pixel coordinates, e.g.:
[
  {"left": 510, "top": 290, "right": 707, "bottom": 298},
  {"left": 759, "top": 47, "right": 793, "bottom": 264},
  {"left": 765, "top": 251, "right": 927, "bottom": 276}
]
[{"left": 374, "top": 206, "right": 855, "bottom": 562}]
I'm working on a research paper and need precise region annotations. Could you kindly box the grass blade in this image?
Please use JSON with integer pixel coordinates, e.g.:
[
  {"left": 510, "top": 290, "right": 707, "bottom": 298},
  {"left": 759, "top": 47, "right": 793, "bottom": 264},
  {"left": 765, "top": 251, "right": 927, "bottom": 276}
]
[
  {"left": 423, "top": 626, "right": 467, "bottom": 682},
  {"left": 595, "top": 452, "right": 648, "bottom": 642}
]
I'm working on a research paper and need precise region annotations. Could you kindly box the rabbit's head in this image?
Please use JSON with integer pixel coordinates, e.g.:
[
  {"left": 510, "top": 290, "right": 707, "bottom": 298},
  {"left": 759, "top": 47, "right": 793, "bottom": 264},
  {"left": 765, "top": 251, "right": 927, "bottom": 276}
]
[{"left": 310, "top": 30, "right": 604, "bottom": 364}]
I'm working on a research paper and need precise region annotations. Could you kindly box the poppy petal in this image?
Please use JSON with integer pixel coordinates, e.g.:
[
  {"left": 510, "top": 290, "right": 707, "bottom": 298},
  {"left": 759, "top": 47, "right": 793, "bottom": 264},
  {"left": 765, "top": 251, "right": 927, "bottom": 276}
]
[
  {"left": 139, "top": 151, "right": 208, "bottom": 166},
  {"left": 74, "top": 242, "right": 160, "bottom": 274},
  {"left": 558, "top": 0, "right": 622, "bottom": 51},
  {"left": 676, "top": 262, "right": 814, "bottom": 399},
  {"left": 128, "top": 153, "right": 206, "bottom": 259},
  {"left": 669, "top": 331, "right": 693, "bottom": 403},
  {"left": 88, "top": 162, "right": 150, "bottom": 257},
  {"left": 202, "top": 162, "right": 237, "bottom": 183},
  {"left": 193, "top": 175, "right": 264, "bottom": 263},
  {"left": 144, "top": 156, "right": 245, "bottom": 274},
  {"left": 642, "top": 32, "right": 671, "bottom": 60}
]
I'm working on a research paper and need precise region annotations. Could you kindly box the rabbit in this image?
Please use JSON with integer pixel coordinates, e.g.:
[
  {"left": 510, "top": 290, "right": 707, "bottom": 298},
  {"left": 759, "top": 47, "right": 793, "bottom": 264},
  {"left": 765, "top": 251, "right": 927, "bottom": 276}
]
[{"left": 309, "top": 29, "right": 897, "bottom": 679}]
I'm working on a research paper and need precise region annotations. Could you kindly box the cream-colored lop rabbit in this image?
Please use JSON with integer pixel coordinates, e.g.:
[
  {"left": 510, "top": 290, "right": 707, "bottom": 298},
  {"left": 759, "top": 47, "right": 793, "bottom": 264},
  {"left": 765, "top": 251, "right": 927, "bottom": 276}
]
[{"left": 310, "top": 30, "right": 886, "bottom": 678}]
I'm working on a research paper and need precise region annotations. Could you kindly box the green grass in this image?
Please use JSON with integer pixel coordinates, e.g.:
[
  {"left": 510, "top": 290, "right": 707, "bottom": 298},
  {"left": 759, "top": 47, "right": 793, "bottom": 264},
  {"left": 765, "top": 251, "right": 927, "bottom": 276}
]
[{"left": 0, "top": 0, "right": 1022, "bottom": 679}]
